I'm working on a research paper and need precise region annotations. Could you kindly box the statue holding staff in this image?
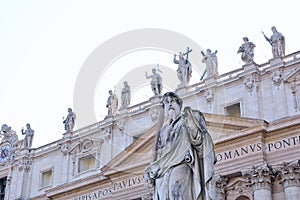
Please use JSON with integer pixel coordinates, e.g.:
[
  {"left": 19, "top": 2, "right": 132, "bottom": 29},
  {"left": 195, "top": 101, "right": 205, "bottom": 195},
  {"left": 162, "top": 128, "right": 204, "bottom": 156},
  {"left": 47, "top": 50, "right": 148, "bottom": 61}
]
[
  {"left": 174, "top": 47, "right": 192, "bottom": 87},
  {"left": 145, "top": 92, "right": 216, "bottom": 200},
  {"left": 262, "top": 26, "right": 285, "bottom": 57}
]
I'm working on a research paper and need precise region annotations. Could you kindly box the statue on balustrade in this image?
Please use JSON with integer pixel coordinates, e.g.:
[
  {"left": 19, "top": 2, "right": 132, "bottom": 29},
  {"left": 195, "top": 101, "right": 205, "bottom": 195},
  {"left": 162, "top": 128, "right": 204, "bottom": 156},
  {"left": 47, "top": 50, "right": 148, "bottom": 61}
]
[
  {"left": 201, "top": 49, "right": 218, "bottom": 78},
  {"left": 21, "top": 123, "right": 34, "bottom": 149},
  {"left": 145, "top": 68, "right": 162, "bottom": 96},
  {"left": 106, "top": 90, "right": 118, "bottom": 117},
  {"left": 63, "top": 108, "right": 76, "bottom": 133},
  {"left": 174, "top": 47, "right": 192, "bottom": 87},
  {"left": 238, "top": 37, "right": 256, "bottom": 64},
  {"left": 121, "top": 81, "right": 131, "bottom": 108},
  {"left": 262, "top": 26, "right": 285, "bottom": 58},
  {"left": 145, "top": 92, "right": 216, "bottom": 200},
  {"left": 1, "top": 124, "right": 19, "bottom": 148}
]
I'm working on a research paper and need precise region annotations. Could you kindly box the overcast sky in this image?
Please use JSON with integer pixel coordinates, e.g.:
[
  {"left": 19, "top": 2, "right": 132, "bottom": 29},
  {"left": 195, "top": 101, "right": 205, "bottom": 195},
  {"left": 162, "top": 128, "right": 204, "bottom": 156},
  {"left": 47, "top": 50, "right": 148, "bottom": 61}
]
[{"left": 0, "top": 0, "right": 299, "bottom": 147}]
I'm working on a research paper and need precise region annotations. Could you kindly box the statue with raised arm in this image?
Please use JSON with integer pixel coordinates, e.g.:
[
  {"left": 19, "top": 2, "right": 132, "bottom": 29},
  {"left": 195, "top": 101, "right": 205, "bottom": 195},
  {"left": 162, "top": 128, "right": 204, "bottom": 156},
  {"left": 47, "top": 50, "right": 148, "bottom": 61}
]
[
  {"left": 202, "top": 49, "right": 218, "bottom": 78},
  {"left": 145, "top": 92, "right": 216, "bottom": 200},
  {"left": 174, "top": 47, "right": 192, "bottom": 87},
  {"left": 262, "top": 26, "right": 285, "bottom": 58},
  {"left": 145, "top": 68, "right": 162, "bottom": 96},
  {"left": 237, "top": 37, "right": 256, "bottom": 64},
  {"left": 121, "top": 81, "right": 131, "bottom": 108},
  {"left": 106, "top": 90, "right": 118, "bottom": 116},
  {"left": 21, "top": 123, "right": 34, "bottom": 149},
  {"left": 63, "top": 108, "right": 76, "bottom": 133}
]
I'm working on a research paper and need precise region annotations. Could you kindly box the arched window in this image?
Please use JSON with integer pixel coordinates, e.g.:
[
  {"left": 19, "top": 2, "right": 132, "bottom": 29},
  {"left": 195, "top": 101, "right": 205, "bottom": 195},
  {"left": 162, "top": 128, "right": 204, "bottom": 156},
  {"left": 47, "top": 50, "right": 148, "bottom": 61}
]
[{"left": 236, "top": 195, "right": 250, "bottom": 200}]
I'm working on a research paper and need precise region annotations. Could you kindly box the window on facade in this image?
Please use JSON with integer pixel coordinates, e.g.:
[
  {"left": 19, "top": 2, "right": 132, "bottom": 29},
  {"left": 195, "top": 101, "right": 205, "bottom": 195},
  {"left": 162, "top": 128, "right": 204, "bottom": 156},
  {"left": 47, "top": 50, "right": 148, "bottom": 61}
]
[
  {"left": 225, "top": 103, "right": 241, "bottom": 117},
  {"left": 78, "top": 155, "right": 95, "bottom": 173},
  {"left": 41, "top": 170, "right": 53, "bottom": 188},
  {"left": 236, "top": 195, "right": 250, "bottom": 200},
  {"left": 0, "top": 177, "right": 7, "bottom": 200}
]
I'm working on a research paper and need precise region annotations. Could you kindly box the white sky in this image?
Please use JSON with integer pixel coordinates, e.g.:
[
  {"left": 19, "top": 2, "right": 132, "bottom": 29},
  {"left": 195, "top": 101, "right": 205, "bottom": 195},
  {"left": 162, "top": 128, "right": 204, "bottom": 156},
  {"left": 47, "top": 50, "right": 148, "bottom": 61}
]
[{"left": 0, "top": 0, "right": 299, "bottom": 147}]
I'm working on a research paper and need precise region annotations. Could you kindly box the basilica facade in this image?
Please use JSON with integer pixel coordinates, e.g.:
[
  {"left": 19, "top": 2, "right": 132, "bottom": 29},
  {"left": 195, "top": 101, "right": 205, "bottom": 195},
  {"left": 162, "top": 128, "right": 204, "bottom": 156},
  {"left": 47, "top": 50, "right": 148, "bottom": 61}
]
[{"left": 1, "top": 40, "right": 300, "bottom": 199}]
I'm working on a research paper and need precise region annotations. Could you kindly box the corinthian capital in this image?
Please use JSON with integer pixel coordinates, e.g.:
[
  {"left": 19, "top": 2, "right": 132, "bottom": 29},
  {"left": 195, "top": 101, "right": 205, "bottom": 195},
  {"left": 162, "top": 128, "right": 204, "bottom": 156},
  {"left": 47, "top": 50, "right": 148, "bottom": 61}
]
[
  {"left": 242, "top": 162, "right": 274, "bottom": 191},
  {"left": 275, "top": 160, "right": 300, "bottom": 188}
]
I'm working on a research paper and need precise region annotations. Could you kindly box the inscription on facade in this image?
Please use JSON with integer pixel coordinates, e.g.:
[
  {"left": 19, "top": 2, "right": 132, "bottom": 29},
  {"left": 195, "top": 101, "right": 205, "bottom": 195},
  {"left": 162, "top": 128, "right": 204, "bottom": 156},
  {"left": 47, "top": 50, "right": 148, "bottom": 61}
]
[
  {"left": 217, "top": 135, "right": 300, "bottom": 162},
  {"left": 73, "top": 175, "right": 143, "bottom": 200}
]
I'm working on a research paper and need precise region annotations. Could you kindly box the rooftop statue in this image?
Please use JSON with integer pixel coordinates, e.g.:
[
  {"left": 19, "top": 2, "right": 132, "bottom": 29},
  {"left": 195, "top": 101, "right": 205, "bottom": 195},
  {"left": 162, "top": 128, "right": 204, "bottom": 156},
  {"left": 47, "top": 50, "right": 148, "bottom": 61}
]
[
  {"left": 63, "top": 108, "right": 76, "bottom": 133},
  {"left": 145, "top": 68, "right": 162, "bottom": 96},
  {"left": 237, "top": 37, "right": 256, "bottom": 64},
  {"left": 262, "top": 26, "right": 285, "bottom": 58},
  {"left": 106, "top": 90, "right": 118, "bottom": 117},
  {"left": 1, "top": 124, "right": 18, "bottom": 147},
  {"left": 145, "top": 92, "right": 216, "bottom": 200},
  {"left": 174, "top": 47, "right": 192, "bottom": 87},
  {"left": 201, "top": 49, "right": 218, "bottom": 78},
  {"left": 121, "top": 81, "right": 131, "bottom": 108},
  {"left": 21, "top": 123, "right": 34, "bottom": 149}
]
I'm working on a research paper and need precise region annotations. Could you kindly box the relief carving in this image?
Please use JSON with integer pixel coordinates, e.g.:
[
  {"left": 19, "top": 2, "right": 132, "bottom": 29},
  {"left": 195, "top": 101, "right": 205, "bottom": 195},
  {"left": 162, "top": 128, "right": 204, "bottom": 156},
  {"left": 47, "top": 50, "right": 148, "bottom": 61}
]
[
  {"left": 272, "top": 70, "right": 283, "bottom": 88},
  {"left": 149, "top": 107, "right": 159, "bottom": 122},
  {"left": 204, "top": 89, "right": 214, "bottom": 105},
  {"left": 225, "top": 177, "right": 253, "bottom": 200},
  {"left": 244, "top": 73, "right": 259, "bottom": 93}
]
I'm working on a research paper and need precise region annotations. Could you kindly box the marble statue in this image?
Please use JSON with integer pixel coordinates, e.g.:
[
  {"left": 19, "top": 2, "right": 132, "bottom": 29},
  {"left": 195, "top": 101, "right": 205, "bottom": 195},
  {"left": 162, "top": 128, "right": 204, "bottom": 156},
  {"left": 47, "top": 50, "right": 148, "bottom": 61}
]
[
  {"left": 21, "top": 123, "right": 34, "bottom": 149},
  {"left": 263, "top": 26, "right": 285, "bottom": 57},
  {"left": 201, "top": 49, "right": 218, "bottom": 78},
  {"left": 121, "top": 81, "right": 131, "bottom": 108},
  {"left": 145, "top": 68, "right": 162, "bottom": 96},
  {"left": 174, "top": 47, "right": 192, "bottom": 87},
  {"left": 145, "top": 92, "right": 216, "bottom": 200},
  {"left": 63, "top": 108, "right": 76, "bottom": 133},
  {"left": 237, "top": 37, "right": 256, "bottom": 64},
  {"left": 106, "top": 90, "right": 118, "bottom": 116},
  {"left": 1, "top": 124, "right": 19, "bottom": 147}
]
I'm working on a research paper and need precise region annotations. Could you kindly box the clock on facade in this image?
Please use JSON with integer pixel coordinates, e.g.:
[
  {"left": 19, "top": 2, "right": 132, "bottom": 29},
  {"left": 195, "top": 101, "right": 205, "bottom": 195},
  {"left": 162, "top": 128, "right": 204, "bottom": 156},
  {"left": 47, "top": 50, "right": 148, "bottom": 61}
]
[{"left": 0, "top": 144, "right": 11, "bottom": 163}]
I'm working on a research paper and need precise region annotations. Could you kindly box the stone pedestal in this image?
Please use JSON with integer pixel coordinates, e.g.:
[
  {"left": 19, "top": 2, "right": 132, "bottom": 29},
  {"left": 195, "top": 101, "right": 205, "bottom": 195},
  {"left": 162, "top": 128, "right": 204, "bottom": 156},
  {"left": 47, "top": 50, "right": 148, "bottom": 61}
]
[
  {"left": 149, "top": 95, "right": 161, "bottom": 104},
  {"left": 204, "top": 76, "right": 217, "bottom": 88},
  {"left": 270, "top": 57, "right": 283, "bottom": 66},
  {"left": 118, "top": 107, "right": 128, "bottom": 115},
  {"left": 242, "top": 63, "right": 259, "bottom": 75},
  {"left": 175, "top": 86, "right": 189, "bottom": 96},
  {"left": 63, "top": 131, "right": 72, "bottom": 139}
]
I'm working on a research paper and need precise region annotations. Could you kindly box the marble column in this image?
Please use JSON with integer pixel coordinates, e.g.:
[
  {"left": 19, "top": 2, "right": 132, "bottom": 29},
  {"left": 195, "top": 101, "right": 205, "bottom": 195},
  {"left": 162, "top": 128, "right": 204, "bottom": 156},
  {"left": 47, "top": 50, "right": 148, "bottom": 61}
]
[
  {"left": 276, "top": 161, "right": 300, "bottom": 200},
  {"left": 242, "top": 163, "right": 273, "bottom": 200}
]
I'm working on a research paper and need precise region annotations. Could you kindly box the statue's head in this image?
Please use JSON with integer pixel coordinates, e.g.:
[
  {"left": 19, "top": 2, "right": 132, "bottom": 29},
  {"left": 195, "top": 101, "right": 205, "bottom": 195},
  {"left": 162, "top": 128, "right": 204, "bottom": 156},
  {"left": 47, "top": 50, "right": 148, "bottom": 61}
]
[
  {"left": 207, "top": 49, "right": 212, "bottom": 54},
  {"left": 271, "top": 26, "right": 277, "bottom": 33},
  {"left": 109, "top": 90, "right": 113, "bottom": 95},
  {"left": 243, "top": 37, "right": 249, "bottom": 42},
  {"left": 162, "top": 92, "right": 182, "bottom": 120},
  {"left": 152, "top": 68, "right": 157, "bottom": 74},
  {"left": 179, "top": 52, "right": 184, "bottom": 60},
  {"left": 26, "top": 123, "right": 31, "bottom": 128},
  {"left": 124, "top": 81, "right": 128, "bottom": 86},
  {"left": 68, "top": 108, "right": 72, "bottom": 113},
  {"left": 1, "top": 124, "right": 9, "bottom": 133}
]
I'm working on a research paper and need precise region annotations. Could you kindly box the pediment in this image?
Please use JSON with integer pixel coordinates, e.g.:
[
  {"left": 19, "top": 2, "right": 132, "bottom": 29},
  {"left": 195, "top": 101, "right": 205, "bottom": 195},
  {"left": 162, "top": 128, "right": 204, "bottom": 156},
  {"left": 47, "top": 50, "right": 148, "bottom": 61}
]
[
  {"left": 284, "top": 68, "right": 300, "bottom": 84},
  {"left": 101, "top": 113, "right": 266, "bottom": 175}
]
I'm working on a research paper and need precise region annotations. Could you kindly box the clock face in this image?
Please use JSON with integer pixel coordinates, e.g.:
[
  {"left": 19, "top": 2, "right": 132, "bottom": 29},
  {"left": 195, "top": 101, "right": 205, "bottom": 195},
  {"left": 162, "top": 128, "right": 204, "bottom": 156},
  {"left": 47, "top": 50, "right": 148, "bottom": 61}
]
[{"left": 0, "top": 144, "right": 10, "bottom": 162}]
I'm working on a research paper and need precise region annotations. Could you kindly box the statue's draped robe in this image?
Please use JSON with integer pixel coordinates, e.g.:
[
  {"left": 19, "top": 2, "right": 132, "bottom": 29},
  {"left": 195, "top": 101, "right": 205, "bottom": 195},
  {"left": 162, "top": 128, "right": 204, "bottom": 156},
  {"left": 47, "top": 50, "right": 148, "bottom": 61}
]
[{"left": 149, "top": 108, "right": 216, "bottom": 200}]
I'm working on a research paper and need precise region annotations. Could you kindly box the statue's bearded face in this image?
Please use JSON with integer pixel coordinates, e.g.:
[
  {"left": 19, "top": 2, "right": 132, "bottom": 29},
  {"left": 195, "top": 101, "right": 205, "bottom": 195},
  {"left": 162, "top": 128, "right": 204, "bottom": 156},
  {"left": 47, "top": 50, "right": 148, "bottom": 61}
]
[{"left": 164, "top": 96, "right": 181, "bottom": 122}]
